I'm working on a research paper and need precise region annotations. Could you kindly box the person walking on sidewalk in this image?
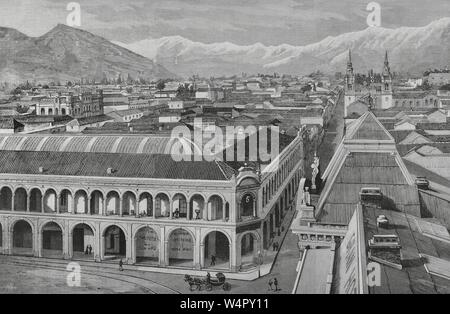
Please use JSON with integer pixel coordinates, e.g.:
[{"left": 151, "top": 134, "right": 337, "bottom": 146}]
[
  {"left": 268, "top": 279, "right": 273, "bottom": 291},
  {"left": 119, "top": 259, "right": 124, "bottom": 271},
  {"left": 274, "top": 278, "right": 280, "bottom": 291}
]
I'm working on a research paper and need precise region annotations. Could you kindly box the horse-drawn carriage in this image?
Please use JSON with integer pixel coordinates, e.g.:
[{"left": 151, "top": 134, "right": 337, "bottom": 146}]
[{"left": 184, "top": 272, "right": 231, "bottom": 291}]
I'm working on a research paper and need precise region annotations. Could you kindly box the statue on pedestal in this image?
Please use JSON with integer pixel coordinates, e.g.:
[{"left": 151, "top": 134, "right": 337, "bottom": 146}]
[{"left": 311, "top": 152, "right": 320, "bottom": 192}]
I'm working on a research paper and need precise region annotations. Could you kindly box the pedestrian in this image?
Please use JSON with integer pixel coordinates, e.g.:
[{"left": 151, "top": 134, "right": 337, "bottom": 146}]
[
  {"left": 206, "top": 272, "right": 211, "bottom": 284},
  {"left": 210, "top": 255, "right": 216, "bottom": 266},
  {"left": 272, "top": 242, "right": 276, "bottom": 251},
  {"left": 268, "top": 279, "right": 273, "bottom": 291},
  {"left": 85, "top": 245, "right": 89, "bottom": 255},
  {"left": 274, "top": 278, "right": 279, "bottom": 291},
  {"left": 88, "top": 244, "right": 92, "bottom": 255},
  {"left": 276, "top": 242, "right": 280, "bottom": 251},
  {"left": 119, "top": 259, "right": 123, "bottom": 271}
]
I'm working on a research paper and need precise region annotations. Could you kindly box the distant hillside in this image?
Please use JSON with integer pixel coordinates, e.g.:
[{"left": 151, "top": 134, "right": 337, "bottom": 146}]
[
  {"left": 0, "top": 24, "right": 175, "bottom": 83},
  {"left": 119, "top": 18, "right": 450, "bottom": 77}
]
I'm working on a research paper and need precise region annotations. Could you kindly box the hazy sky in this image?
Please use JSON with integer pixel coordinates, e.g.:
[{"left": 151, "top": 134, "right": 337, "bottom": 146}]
[{"left": 0, "top": 0, "right": 449, "bottom": 45}]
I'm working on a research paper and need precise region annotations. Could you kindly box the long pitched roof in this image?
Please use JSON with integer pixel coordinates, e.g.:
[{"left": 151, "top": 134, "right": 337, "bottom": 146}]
[
  {"left": 0, "top": 150, "right": 236, "bottom": 181},
  {"left": 317, "top": 112, "right": 417, "bottom": 225}
]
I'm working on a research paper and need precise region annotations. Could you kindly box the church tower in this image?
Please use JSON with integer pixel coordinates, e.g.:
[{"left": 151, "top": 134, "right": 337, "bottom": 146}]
[
  {"left": 344, "top": 50, "right": 356, "bottom": 117},
  {"left": 381, "top": 51, "right": 393, "bottom": 109}
]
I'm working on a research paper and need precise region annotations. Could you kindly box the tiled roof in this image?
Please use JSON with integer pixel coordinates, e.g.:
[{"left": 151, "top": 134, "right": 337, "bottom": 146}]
[
  {"left": 416, "top": 122, "right": 450, "bottom": 130},
  {"left": 0, "top": 151, "right": 236, "bottom": 181}
]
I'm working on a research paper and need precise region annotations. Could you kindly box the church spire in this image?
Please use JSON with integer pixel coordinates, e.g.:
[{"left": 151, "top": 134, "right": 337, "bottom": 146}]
[
  {"left": 346, "top": 49, "right": 353, "bottom": 74},
  {"left": 383, "top": 50, "right": 391, "bottom": 78}
]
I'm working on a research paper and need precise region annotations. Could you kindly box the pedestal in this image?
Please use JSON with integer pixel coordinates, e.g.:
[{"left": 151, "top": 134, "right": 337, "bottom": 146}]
[{"left": 299, "top": 205, "right": 316, "bottom": 223}]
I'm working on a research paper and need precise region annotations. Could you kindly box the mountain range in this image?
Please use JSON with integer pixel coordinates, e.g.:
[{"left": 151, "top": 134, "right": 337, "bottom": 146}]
[
  {"left": 0, "top": 24, "right": 174, "bottom": 83},
  {"left": 0, "top": 18, "right": 449, "bottom": 83},
  {"left": 118, "top": 18, "right": 450, "bottom": 77}
]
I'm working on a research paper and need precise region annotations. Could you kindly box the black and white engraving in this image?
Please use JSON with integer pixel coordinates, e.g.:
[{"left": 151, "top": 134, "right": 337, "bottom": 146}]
[{"left": 0, "top": 0, "right": 449, "bottom": 296}]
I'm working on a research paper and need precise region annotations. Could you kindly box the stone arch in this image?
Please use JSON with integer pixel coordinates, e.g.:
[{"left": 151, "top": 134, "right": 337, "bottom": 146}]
[
  {"left": 168, "top": 228, "right": 195, "bottom": 267},
  {"left": 202, "top": 230, "right": 231, "bottom": 270},
  {"left": 43, "top": 188, "right": 58, "bottom": 213},
  {"left": 138, "top": 192, "right": 153, "bottom": 217},
  {"left": 29, "top": 188, "right": 43, "bottom": 212},
  {"left": 122, "top": 191, "right": 137, "bottom": 216},
  {"left": 0, "top": 186, "right": 12, "bottom": 211},
  {"left": 71, "top": 222, "right": 96, "bottom": 260},
  {"left": 74, "top": 190, "right": 88, "bottom": 214},
  {"left": 155, "top": 193, "right": 170, "bottom": 218},
  {"left": 106, "top": 191, "right": 120, "bottom": 215},
  {"left": 40, "top": 221, "right": 63, "bottom": 258},
  {"left": 206, "top": 195, "right": 224, "bottom": 221},
  {"left": 172, "top": 193, "right": 188, "bottom": 219},
  {"left": 134, "top": 226, "right": 159, "bottom": 265},
  {"left": 59, "top": 189, "right": 73, "bottom": 213},
  {"left": 11, "top": 219, "right": 34, "bottom": 255},
  {"left": 189, "top": 194, "right": 205, "bottom": 220},
  {"left": 13, "top": 187, "right": 27, "bottom": 212},
  {"left": 90, "top": 190, "right": 104, "bottom": 215},
  {"left": 238, "top": 231, "right": 261, "bottom": 269},
  {"left": 102, "top": 224, "right": 127, "bottom": 258}
]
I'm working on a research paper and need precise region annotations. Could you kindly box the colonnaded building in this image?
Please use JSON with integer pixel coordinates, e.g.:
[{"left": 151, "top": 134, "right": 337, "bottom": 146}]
[{"left": 0, "top": 131, "right": 304, "bottom": 272}]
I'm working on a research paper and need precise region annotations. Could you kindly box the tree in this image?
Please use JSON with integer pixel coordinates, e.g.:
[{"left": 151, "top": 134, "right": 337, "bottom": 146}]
[
  {"left": 301, "top": 84, "right": 312, "bottom": 93},
  {"left": 156, "top": 80, "right": 166, "bottom": 91},
  {"left": 117, "top": 74, "right": 123, "bottom": 85},
  {"left": 439, "top": 84, "right": 450, "bottom": 91}
]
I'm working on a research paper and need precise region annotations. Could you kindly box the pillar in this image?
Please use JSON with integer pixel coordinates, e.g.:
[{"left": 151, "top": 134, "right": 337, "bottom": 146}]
[
  {"left": 11, "top": 191, "right": 15, "bottom": 212},
  {"left": 194, "top": 228, "right": 201, "bottom": 269},
  {"left": 159, "top": 226, "right": 166, "bottom": 266},
  {"left": 119, "top": 197, "right": 123, "bottom": 216},
  {"left": 187, "top": 203, "right": 191, "bottom": 221},
  {"left": 3, "top": 219, "right": 10, "bottom": 255},
  {"left": 102, "top": 198, "right": 106, "bottom": 216},
  {"left": 72, "top": 195, "right": 77, "bottom": 214},
  {"left": 253, "top": 199, "right": 257, "bottom": 217},
  {"left": 87, "top": 196, "right": 92, "bottom": 215},
  {"left": 63, "top": 221, "right": 71, "bottom": 259},
  {"left": 56, "top": 196, "right": 61, "bottom": 214},
  {"left": 35, "top": 226, "right": 41, "bottom": 258},
  {"left": 27, "top": 195, "right": 31, "bottom": 212},
  {"left": 153, "top": 198, "right": 156, "bottom": 219},
  {"left": 41, "top": 195, "right": 44, "bottom": 213},
  {"left": 222, "top": 203, "right": 226, "bottom": 222},
  {"left": 126, "top": 227, "right": 133, "bottom": 265}
]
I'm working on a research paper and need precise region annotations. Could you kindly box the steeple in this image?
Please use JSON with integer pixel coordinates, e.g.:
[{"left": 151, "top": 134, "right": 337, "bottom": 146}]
[
  {"left": 383, "top": 50, "right": 391, "bottom": 78},
  {"left": 347, "top": 49, "right": 353, "bottom": 73}
]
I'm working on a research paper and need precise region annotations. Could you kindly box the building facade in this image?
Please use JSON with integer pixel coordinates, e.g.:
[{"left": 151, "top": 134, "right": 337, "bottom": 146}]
[{"left": 0, "top": 132, "right": 304, "bottom": 272}]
